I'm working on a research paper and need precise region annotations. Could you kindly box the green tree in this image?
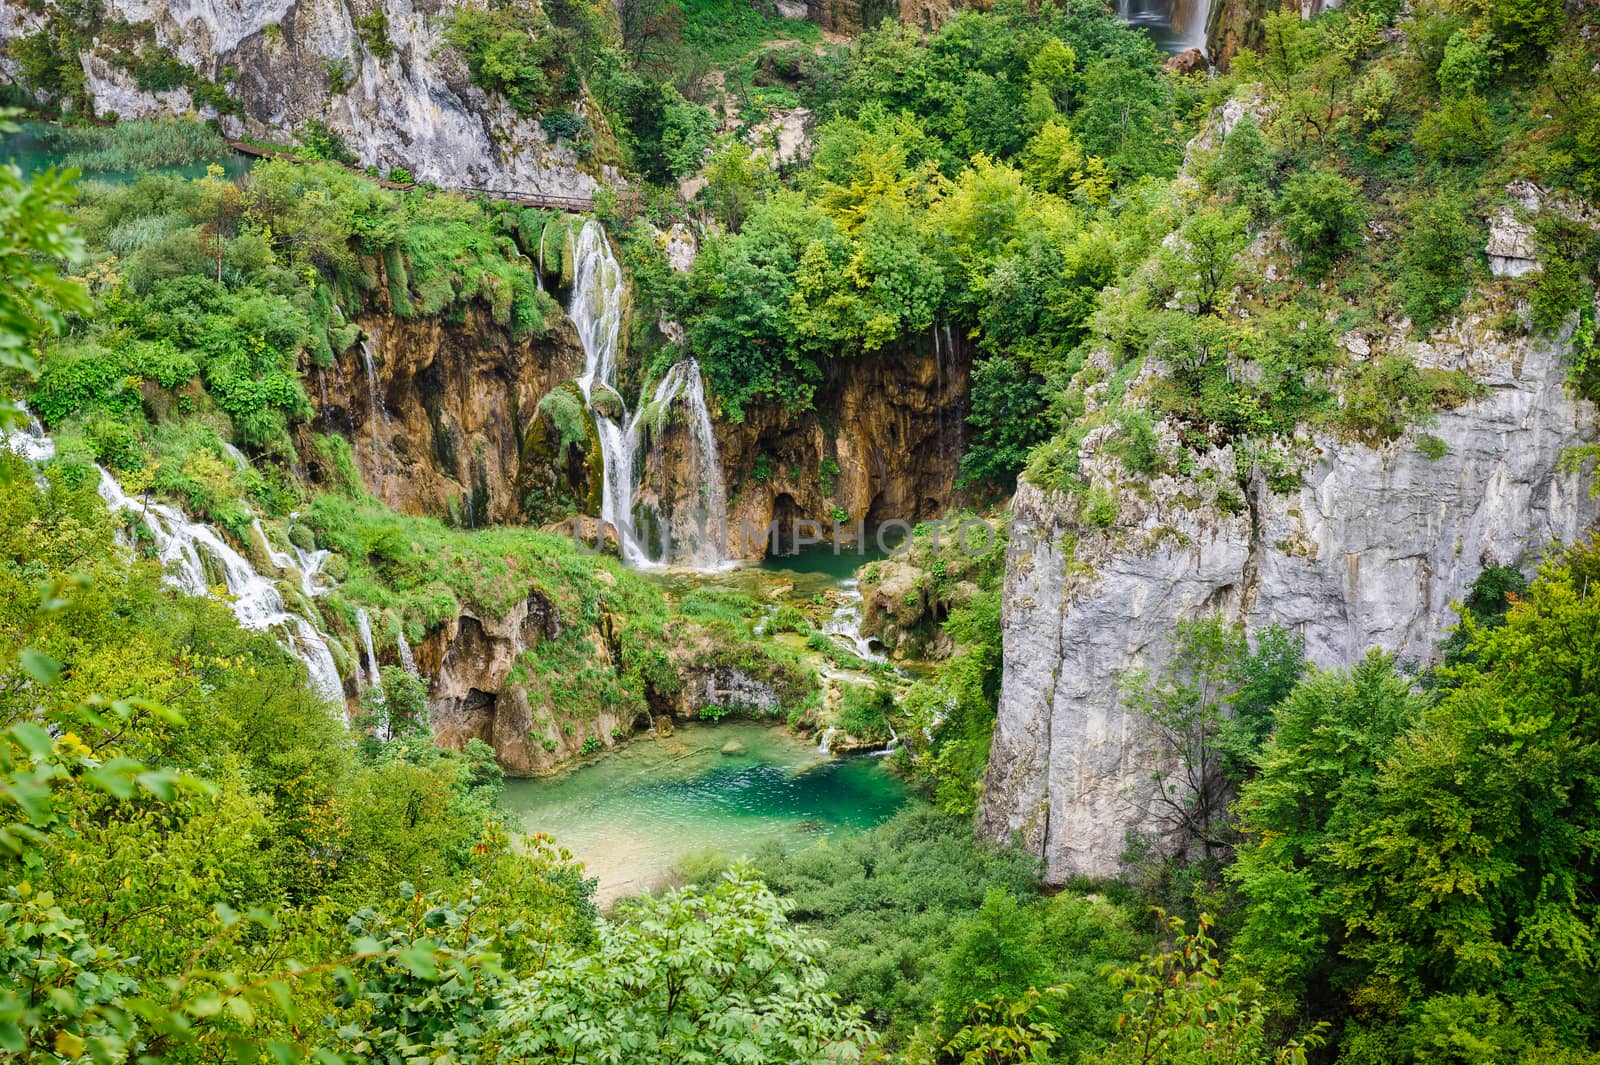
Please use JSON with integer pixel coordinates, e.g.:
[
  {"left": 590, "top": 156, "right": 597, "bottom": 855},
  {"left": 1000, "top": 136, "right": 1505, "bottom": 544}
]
[
  {"left": 496, "top": 866, "right": 874, "bottom": 1063},
  {"left": 0, "top": 116, "right": 90, "bottom": 403},
  {"left": 1163, "top": 206, "right": 1249, "bottom": 316},
  {"left": 1397, "top": 190, "right": 1475, "bottom": 332},
  {"left": 1277, "top": 168, "right": 1368, "bottom": 280},
  {"left": 1228, "top": 654, "right": 1424, "bottom": 1013},
  {"left": 1336, "top": 540, "right": 1600, "bottom": 1047},
  {"left": 1094, "top": 911, "right": 1323, "bottom": 1065},
  {"left": 938, "top": 890, "right": 1052, "bottom": 1032}
]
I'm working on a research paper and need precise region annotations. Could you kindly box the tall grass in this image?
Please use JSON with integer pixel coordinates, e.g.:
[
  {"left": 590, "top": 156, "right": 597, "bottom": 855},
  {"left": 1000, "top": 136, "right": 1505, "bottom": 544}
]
[{"left": 44, "top": 118, "right": 229, "bottom": 170}]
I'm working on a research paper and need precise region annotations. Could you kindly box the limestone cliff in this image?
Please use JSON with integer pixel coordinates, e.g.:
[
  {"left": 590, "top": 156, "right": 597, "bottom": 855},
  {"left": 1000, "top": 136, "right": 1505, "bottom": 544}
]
[
  {"left": 978, "top": 318, "right": 1599, "bottom": 882},
  {"left": 682, "top": 334, "right": 971, "bottom": 560},
  {"left": 300, "top": 297, "right": 586, "bottom": 526},
  {"left": 4, "top": 0, "right": 602, "bottom": 195}
]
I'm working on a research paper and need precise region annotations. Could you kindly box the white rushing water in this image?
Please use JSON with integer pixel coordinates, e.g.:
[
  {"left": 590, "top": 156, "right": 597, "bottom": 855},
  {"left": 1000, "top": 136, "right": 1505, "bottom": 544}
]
[
  {"left": 3, "top": 416, "right": 346, "bottom": 708},
  {"left": 566, "top": 221, "right": 729, "bottom": 569},
  {"left": 360, "top": 331, "right": 389, "bottom": 453},
  {"left": 397, "top": 628, "right": 420, "bottom": 678},
  {"left": 1116, "top": 0, "right": 1210, "bottom": 54},
  {"left": 356, "top": 607, "right": 383, "bottom": 691},
  {"left": 823, "top": 579, "right": 888, "bottom": 664}
]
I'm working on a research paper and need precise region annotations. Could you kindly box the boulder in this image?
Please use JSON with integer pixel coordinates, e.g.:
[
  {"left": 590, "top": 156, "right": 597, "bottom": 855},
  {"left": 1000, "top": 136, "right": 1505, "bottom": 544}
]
[{"left": 1166, "top": 48, "right": 1208, "bottom": 76}]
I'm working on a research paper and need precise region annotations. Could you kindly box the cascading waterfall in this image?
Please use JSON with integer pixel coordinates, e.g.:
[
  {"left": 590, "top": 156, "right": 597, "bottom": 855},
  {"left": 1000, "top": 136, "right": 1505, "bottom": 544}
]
[
  {"left": 397, "top": 628, "right": 419, "bottom": 677},
  {"left": 4, "top": 415, "right": 346, "bottom": 708},
  {"left": 360, "top": 330, "right": 389, "bottom": 452},
  {"left": 1116, "top": 0, "right": 1210, "bottom": 54},
  {"left": 568, "top": 220, "right": 649, "bottom": 564},
  {"left": 356, "top": 608, "right": 383, "bottom": 690},
  {"left": 95, "top": 468, "right": 346, "bottom": 706},
  {"left": 566, "top": 220, "right": 729, "bottom": 569},
  {"left": 822, "top": 579, "right": 887, "bottom": 664},
  {"left": 639, "top": 358, "right": 729, "bottom": 569}
]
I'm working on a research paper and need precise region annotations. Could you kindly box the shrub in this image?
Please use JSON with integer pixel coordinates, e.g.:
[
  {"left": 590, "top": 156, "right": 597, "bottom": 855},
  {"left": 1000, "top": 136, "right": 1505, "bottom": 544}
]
[
  {"left": 765, "top": 605, "right": 811, "bottom": 635},
  {"left": 356, "top": 8, "right": 395, "bottom": 60},
  {"left": 1436, "top": 30, "right": 1491, "bottom": 97},
  {"left": 443, "top": 2, "right": 561, "bottom": 117},
  {"left": 1528, "top": 214, "right": 1600, "bottom": 335},
  {"left": 1398, "top": 191, "right": 1475, "bottom": 332},
  {"left": 1414, "top": 94, "right": 1497, "bottom": 163},
  {"left": 387, "top": 166, "right": 413, "bottom": 184},
  {"left": 297, "top": 118, "right": 356, "bottom": 164},
  {"left": 1205, "top": 114, "right": 1274, "bottom": 221},
  {"left": 1082, "top": 484, "right": 1119, "bottom": 527},
  {"left": 1278, "top": 169, "right": 1368, "bottom": 280},
  {"left": 1340, "top": 354, "right": 1436, "bottom": 442}
]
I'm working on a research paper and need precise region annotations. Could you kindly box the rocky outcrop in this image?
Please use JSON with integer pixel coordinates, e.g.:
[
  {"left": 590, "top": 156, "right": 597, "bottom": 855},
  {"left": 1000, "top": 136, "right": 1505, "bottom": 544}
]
[
  {"left": 420, "top": 590, "right": 593, "bottom": 774},
  {"left": 8, "top": 0, "right": 602, "bottom": 195},
  {"left": 978, "top": 319, "right": 1600, "bottom": 882},
  {"left": 801, "top": 0, "right": 960, "bottom": 34},
  {"left": 1205, "top": 0, "right": 1269, "bottom": 71},
  {"left": 302, "top": 297, "right": 585, "bottom": 527},
  {"left": 1205, "top": 0, "right": 1341, "bottom": 69},
  {"left": 660, "top": 332, "right": 970, "bottom": 561}
]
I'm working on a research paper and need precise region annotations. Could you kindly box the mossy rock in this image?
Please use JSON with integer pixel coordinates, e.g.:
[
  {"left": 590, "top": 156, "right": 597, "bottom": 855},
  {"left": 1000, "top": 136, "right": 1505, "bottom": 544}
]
[
  {"left": 589, "top": 386, "right": 625, "bottom": 422},
  {"left": 322, "top": 553, "right": 349, "bottom": 582},
  {"left": 288, "top": 523, "right": 316, "bottom": 552},
  {"left": 720, "top": 740, "right": 746, "bottom": 756}
]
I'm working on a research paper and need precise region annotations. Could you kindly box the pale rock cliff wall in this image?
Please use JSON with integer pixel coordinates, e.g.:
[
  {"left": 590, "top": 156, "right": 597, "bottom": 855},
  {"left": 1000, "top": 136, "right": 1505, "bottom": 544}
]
[
  {"left": 6, "top": 0, "right": 601, "bottom": 195},
  {"left": 978, "top": 319, "right": 1600, "bottom": 882}
]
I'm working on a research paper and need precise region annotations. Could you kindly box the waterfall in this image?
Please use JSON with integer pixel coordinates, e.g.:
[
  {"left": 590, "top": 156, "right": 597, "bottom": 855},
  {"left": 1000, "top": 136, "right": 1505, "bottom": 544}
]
[
  {"left": 640, "top": 358, "right": 729, "bottom": 569},
  {"left": 4, "top": 416, "right": 346, "bottom": 708},
  {"left": 94, "top": 468, "right": 346, "bottom": 706},
  {"left": 356, "top": 608, "right": 383, "bottom": 690},
  {"left": 822, "top": 579, "right": 887, "bottom": 664},
  {"left": 1115, "top": 0, "right": 1210, "bottom": 55},
  {"left": 817, "top": 726, "right": 837, "bottom": 755},
  {"left": 568, "top": 220, "right": 650, "bottom": 565},
  {"left": 360, "top": 331, "right": 389, "bottom": 453},
  {"left": 566, "top": 221, "right": 729, "bottom": 569},
  {"left": 397, "top": 627, "right": 419, "bottom": 677}
]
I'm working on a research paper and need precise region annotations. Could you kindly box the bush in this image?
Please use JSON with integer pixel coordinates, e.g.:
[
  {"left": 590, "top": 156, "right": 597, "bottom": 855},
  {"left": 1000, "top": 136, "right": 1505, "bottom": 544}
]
[
  {"left": 443, "top": 2, "right": 562, "bottom": 117},
  {"left": 1205, "top": 114, "right": 1274, "bottom": 221},
  {"left": 297, "top": 118, "right": 357, "bottom": 164},
  {"left": 837, "top": 683, "right": 894, "bottom": 744},
  {"left": 1398, "top": 191, "right": 1475, "bottom": 332},
  {"left": 1340, "top": 354, "right": 1437, "bottom": 442},
  {"left": 1528, "top": 214, "right": 1600, "bottom": 335},
  {"left": 1436, "top": 30, "right": 1491, "bottom": 97},
  {"left": 1414, "top": 94, "right": 1498, "bottom": 163},
  {"left": 1278, "top": 168, "right": 1368, "bottom": 280}
]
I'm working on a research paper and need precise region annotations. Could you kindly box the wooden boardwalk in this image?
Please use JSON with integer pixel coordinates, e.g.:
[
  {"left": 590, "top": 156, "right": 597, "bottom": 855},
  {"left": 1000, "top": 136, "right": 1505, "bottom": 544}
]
[{"left": 226, "top": 139, "right": 600, "bottom": 212}]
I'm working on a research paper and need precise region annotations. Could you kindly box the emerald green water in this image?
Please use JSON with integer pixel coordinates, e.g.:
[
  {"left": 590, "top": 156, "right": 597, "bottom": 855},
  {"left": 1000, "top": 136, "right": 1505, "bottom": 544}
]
[
  {"left": 501, "top": 721, "right": 909, "bottom": 902},
  {"left": 0, "top": 122, "right": 253, "bottom": 184},
  {"left": 758, "top": 540, "right": 891, "bottom": 582}
]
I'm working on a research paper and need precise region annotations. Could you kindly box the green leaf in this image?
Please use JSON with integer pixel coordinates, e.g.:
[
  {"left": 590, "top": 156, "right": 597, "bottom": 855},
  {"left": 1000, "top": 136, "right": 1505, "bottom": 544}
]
[
  {"left": 9, "top": 721, "right": 55, "bottom": 759},
  {"left": 397, "top": 944, "right": 439, "bottom": 979},
  {"left": 136, "top": 771, "right": 179, "bottom": 802},
  {"left": 19, "top": 649, "right": 62, "bottom": 686}
]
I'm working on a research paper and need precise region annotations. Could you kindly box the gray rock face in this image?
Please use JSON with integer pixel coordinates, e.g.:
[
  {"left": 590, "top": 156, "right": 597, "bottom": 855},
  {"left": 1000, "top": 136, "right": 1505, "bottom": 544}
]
[
  {"left": 1487, "top": 205, "right": 1540, "bottom": 278},
  {"left": 9, "top": 0, "right": 601, "bottom": 196},
  {"left": 979, "top": 322, "right": 1600, "bottom": 882}
]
